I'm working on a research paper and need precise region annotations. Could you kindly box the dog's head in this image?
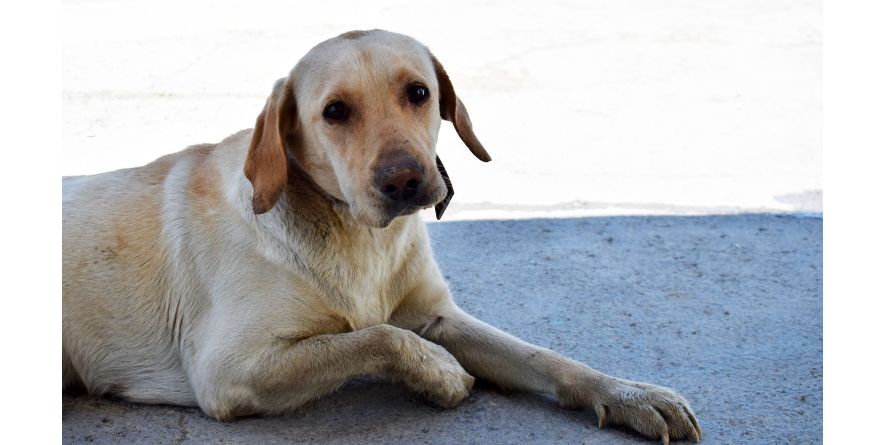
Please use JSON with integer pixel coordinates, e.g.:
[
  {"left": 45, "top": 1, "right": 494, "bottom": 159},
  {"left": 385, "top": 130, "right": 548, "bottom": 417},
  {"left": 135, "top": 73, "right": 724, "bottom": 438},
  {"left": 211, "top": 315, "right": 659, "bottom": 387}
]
[{"left": 244, "top": 29, "right": 490, "bottom": 227}]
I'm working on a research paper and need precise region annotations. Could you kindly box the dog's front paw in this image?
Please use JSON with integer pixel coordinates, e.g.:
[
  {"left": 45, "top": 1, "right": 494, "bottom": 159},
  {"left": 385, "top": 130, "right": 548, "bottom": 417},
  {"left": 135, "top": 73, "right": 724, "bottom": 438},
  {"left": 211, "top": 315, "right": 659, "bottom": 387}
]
[
  {"left": 562, "top": 376, "right": 701, "bottom": 444},
  {"left": 395, "top": 336, "right": 474, "bottom": 408}
]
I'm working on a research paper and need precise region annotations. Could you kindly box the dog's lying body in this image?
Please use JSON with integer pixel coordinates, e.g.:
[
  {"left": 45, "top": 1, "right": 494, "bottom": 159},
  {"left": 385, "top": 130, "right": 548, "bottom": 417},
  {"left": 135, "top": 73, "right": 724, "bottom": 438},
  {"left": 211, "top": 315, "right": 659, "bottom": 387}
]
[{"left": 63, "top": 30, "right": 701, "bottom": 443}]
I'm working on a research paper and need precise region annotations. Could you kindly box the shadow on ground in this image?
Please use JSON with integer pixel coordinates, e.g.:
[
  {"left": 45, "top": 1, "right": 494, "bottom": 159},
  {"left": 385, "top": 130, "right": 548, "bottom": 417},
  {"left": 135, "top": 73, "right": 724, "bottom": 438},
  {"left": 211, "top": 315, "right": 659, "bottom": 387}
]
[{"left": 62, "top": 214, "right": 822, "bottom": 444}]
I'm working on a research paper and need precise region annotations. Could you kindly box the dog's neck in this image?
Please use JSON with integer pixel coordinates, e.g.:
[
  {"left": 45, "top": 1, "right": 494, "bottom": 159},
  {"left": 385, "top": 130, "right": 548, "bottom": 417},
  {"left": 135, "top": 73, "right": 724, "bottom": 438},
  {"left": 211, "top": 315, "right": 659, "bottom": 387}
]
[
  {"left": 246, "top": 156, "right": 419, "bottom": 303},
  {"left": 285, "top": 161, "right": 344, "bottom": 217}
]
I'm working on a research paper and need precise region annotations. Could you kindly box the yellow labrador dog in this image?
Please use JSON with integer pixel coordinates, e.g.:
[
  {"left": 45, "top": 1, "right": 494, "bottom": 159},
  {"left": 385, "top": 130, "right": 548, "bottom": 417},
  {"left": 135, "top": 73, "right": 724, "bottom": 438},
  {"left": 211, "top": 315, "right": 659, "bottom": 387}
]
[{"left": 63, "top": 30, "right": 700, "bottom": 443}]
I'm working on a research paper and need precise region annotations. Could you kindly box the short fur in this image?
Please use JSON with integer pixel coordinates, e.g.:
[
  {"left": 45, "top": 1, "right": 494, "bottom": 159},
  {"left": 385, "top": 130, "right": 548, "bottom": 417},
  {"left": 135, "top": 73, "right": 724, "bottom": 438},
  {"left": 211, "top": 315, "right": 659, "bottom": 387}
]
[{"left": 63, "top": 30, "right": 700, "bottom": 443}]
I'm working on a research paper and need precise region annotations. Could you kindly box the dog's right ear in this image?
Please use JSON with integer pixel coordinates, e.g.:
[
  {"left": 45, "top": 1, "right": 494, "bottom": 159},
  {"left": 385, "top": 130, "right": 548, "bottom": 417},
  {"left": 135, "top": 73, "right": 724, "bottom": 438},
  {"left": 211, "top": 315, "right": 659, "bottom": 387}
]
[{"left": 244, "top": 77, "right": 297, "bottom": 214}]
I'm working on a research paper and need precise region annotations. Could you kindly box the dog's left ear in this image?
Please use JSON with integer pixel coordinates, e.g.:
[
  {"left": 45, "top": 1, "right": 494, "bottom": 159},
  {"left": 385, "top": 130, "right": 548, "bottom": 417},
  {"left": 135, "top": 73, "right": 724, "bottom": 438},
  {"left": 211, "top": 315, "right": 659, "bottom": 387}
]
[
  {"left": 244, "top": 77, "right": 297, "bottom": 214},
  {"left": 430, "top": 54, "right": 492, "bottom": 162}
]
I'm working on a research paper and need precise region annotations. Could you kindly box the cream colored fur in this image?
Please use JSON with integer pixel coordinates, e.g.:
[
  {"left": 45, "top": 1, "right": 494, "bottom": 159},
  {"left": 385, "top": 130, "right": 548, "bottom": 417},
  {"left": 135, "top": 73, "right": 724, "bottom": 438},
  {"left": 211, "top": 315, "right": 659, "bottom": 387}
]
[{"left": 63, "top": 30, "right": 701, "bottom": 443}]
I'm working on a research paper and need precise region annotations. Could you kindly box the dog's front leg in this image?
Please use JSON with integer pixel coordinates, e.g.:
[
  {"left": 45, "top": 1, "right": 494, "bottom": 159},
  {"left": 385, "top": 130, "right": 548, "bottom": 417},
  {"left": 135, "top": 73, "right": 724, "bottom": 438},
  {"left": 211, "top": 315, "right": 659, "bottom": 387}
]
[
  {"left": 195, "top": 324, "right": 473, "bottom": 420},
  {"left": 400, "top": 303, "right": 701, "bottom": 444}
]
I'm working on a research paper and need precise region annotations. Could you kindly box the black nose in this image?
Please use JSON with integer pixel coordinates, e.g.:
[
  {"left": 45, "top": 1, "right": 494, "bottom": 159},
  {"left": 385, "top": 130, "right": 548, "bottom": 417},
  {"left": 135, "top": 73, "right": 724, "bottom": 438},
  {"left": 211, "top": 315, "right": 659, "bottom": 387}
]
[{"left": 374, "top": 156, "right": 426, "bottom": 206}]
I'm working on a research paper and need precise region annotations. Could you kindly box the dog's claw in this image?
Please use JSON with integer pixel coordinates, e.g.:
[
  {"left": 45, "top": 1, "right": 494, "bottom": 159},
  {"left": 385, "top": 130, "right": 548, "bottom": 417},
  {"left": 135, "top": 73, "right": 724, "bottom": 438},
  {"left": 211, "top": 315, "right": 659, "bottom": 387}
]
[
  {"left": 593, "top": 402, "right": 607, "bottom": 429},
  {"left": 686, "top": 406, "right": 702, "bottom": 441},
  {"left": 661, "top": 432, "right": 670, "bottom": 445}
]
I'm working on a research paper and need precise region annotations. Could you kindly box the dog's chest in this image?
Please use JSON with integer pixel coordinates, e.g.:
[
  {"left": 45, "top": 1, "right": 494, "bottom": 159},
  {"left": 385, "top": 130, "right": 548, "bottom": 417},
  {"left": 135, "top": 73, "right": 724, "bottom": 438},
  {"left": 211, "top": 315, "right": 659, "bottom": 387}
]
[{"left": 305, "top": 220, "right": 422, "bottom": 331}]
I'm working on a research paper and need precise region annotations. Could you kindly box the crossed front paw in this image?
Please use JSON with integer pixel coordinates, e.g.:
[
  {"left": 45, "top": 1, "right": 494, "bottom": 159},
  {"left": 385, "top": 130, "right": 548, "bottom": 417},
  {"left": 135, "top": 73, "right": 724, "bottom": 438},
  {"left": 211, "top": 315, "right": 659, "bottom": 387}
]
[{"left": 396, "top": 336, "right": 475, "bottom": 408}]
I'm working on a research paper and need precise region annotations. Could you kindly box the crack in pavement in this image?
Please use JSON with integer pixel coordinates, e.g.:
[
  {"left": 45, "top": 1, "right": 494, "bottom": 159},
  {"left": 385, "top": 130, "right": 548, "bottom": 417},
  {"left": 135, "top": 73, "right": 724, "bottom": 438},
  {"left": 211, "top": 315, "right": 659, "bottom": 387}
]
[{"left": 173, "top": 414, "right": 189, "bottom": 445}]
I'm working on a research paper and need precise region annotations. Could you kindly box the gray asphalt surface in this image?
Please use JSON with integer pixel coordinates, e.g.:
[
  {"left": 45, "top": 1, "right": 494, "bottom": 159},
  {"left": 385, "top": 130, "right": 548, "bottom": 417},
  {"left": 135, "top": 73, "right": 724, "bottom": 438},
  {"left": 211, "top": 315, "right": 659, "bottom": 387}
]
[{"left": 62, "top": 214, "right": 823, "bottom": 444}]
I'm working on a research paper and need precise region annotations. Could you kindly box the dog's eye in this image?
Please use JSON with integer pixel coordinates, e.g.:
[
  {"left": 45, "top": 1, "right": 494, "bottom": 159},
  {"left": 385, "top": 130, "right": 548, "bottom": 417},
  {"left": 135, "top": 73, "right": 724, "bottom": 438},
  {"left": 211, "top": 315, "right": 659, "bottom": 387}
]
[
  {"left": 406, "top": 84, "right": 429, "bottom": 105},
  {"left": 323, "top": 101, "right": 350, "bottom": 122}
]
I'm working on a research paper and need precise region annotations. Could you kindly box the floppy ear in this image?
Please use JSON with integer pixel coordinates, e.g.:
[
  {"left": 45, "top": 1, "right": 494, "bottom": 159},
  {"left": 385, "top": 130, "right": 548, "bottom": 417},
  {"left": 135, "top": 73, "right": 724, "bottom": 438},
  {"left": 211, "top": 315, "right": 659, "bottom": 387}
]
[
  {"left": 431, "top": 55, "right": 492, "bottom": 162},
  {"left": 244, "top": 77, "right": 297, "bottom": 214}
]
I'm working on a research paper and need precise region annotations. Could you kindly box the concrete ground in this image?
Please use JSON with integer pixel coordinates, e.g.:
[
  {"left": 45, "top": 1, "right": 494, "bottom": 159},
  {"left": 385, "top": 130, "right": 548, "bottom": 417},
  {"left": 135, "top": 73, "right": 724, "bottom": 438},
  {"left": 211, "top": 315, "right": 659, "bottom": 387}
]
[{"left": 63, "top": 214, "right": 822, "bottom": 444}]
